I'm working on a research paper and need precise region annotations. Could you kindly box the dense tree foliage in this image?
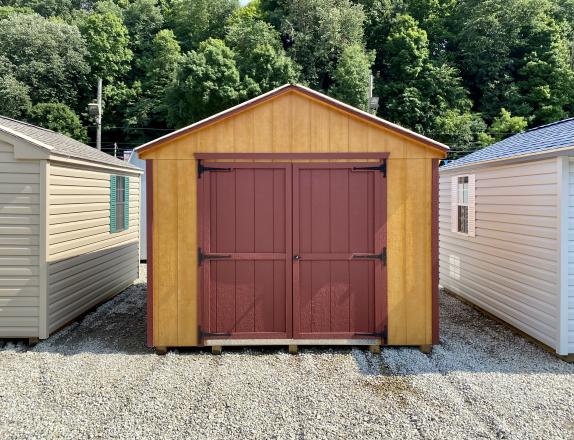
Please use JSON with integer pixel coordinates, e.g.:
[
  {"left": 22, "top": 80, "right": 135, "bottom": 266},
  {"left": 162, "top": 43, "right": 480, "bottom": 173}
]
[
  {"left": 28, "top": 102, "right": 88, "bottom": 142},
  {"left": 0, "top": 0, "right": 573, "bottom": 158}
]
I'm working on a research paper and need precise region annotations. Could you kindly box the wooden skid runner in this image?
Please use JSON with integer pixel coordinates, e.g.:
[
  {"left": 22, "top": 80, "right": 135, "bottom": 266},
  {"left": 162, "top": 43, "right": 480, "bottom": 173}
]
[{"left": 204, "top": 338, "right": 381, "bottom": 346}]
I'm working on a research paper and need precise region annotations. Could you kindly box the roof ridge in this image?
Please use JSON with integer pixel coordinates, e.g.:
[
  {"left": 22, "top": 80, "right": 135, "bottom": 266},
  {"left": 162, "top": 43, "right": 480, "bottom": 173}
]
[
  {"left": 0, "top": 115, "right": 58, "bottom": 135},
  {"left": 526, "top": 117, "right": 574, "bottom": 132}
]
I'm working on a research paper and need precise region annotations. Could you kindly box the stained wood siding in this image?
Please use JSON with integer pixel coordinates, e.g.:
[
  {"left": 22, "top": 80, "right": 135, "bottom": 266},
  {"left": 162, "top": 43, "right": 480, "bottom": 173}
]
[
  {"left": 568, "top": 158, "right": 574, "bottom": 353},
  {"left": 141, "top": 90, "right": 442, "bottom": 347},
  {"left": 47, "top": 163, "right": 140, "bottom": 333},
  {"left": 440, "top": 159, "right": 560, "bottom": 349},
  {"left": 0, "top": 141, "right": 40, "bottom": 337}
]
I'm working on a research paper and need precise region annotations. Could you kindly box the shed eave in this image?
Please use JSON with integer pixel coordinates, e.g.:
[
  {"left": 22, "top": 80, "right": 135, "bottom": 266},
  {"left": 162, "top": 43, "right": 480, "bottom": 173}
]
[
  {"left": 441, "top": 144, "right": 574, "bottom": 173},
  {"left": 48, "top": 153, "right": 144, "bottom": 174},
  {"left": 135, "top": 84, "right": 450, "bottom": 156}
]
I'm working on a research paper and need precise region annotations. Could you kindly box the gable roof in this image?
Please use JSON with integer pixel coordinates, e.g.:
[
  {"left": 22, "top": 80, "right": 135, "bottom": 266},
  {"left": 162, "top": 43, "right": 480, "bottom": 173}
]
[
  {"left": 135, "top": 83, "right": 450, "bottom": 154},
  {"left": 443, "top": 118, "right": 574, "bottom": 170},
  {"left": 0, "top": 116, "right": 139, "bottom": 170}
]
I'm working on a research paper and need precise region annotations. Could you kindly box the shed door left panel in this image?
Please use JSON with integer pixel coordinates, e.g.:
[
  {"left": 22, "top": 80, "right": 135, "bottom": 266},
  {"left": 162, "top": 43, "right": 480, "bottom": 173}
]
[{"left": 199, "top": 164, "right": 292, "bottom": 340}]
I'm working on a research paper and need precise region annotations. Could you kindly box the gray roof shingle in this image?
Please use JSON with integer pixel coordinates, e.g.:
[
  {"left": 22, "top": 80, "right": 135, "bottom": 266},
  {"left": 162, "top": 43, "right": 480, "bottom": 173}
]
[
  {"left": 0, "top": 116, "right": 140, "bottom": 171},
  {"left": 443, "top": 117, "right": 574, "bottom": 169}
]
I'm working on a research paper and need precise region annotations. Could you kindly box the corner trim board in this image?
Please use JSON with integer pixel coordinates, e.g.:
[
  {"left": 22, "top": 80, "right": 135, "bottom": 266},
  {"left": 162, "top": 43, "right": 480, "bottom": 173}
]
[
  {"left": 38, "top": 160, "right": 49, "bottom": 339},
  {"left": 432, "top": 159, "right": 440, "bottom": 344},
  {"left": 557, "top": 156, "right": 569, "bottom": 355},
  {"left": 146, "top": 160, "right": 154, "bottom": 347}
]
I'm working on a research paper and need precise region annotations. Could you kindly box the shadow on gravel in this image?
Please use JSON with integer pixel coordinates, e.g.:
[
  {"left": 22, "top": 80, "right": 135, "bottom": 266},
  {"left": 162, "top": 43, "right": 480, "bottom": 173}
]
[
  {"left": 30, "top": 278, "right": 154, "bottom": 356},
  {"left": 350, "top": 291, "right": 574, "bottom": 377},
  {"left": 8, "top": 269, "right": 574, "bottom": 378}
]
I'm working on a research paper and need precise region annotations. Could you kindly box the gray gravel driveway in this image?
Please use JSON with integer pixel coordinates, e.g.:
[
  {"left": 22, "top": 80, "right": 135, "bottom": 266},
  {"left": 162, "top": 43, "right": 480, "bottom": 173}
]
[{"left": 1, "top": 265, "right": 573, "bottom": 439}]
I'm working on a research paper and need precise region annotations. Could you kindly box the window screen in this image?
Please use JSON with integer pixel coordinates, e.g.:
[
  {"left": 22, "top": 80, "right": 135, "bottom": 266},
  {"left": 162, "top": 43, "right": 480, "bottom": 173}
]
[{"left": 110, "top": 175, "right": 129, "bottom": 233}]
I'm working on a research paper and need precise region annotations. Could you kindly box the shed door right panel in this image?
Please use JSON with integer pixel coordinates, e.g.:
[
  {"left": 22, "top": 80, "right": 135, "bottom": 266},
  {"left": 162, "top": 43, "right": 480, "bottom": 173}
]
[{"left": 293, "top": 164, "right": 387, "bottom": 339}]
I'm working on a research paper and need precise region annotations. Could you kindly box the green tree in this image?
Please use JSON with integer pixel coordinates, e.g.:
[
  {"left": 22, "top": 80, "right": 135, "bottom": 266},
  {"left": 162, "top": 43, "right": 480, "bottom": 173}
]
[
  {"left": 0, "top": 13, "right": 89, "bottom": 107},
  {"left": 0, "top": 5, "right": 33, "bottom": 20},
  {"left": 128, "top": 29, "right": 182, "bottom": 127},
  {"left": 168, "top": 0, "right": 239, "bottom": 50},
  {"left": 263, "top": 0, "right": 366, "bottom": 89},
  {"left": 330, "top": 44, "right": 374, "bottom": 111},
  {"left": 513, "top": 16, "right": 574, "bottom": 124},
  {"left": 6, "top": 0, "right": 73, "bottom": 17},
  {"left": 433, "top": 110, "right": 491, "bottom": 156},
  {"left": 0, "top": 75, "right": 32, "bottom": 118},
  {"left": 488, "top": 108, "right": 528, "bottom": 142},
  {"left": 225, "top": 15, "right": 299, "bottom": 97},
  {"left": 123, "top": 0, "right": 164, "bottom": 58},
  {"left": 79, "top": 10, "right": 132, "bottom": 81},
  {"left": 376, "top": 14, "right": 490, "bottom": 150},
  {"left": 167, "top": 38, "right": 243, "bottom": 127},
  {"left": 28, "top": 102, "right": 88, "bottom": 142}
]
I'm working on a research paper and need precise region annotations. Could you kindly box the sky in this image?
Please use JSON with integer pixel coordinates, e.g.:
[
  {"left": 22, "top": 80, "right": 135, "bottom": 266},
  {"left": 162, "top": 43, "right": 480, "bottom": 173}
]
[{"left": 240, "top": 0, "right": 251, "bottom": 5}]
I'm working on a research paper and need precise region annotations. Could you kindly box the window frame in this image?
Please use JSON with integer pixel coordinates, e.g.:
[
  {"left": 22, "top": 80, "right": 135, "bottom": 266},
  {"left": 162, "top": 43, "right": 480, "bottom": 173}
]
[
  {"left": 451, "top": 173, "right": 475, "bottom": 237},
  {"left": 457, "top": 176, "right": 469, "bottom": 234},
  {"left": 110, "top": 175, "right": 129, "bottom": 234}
]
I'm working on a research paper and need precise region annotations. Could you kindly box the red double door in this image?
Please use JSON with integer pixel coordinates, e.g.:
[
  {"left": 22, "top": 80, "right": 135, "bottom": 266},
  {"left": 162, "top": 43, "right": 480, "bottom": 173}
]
[{"left": 198, "top": 162, "right": 387, "bottom": 342}]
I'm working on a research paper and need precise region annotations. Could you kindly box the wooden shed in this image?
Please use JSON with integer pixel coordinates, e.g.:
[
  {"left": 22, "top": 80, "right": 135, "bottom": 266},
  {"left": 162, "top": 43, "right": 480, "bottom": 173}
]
[
  {"left": 0, "top": 116, "right": 142, "bottom": 342},
  {"left": 136, "top": 84, "right": 448, "bottom": 353},
  {"left": 440, "top": 118, "right": 574, "bottom": 359}
]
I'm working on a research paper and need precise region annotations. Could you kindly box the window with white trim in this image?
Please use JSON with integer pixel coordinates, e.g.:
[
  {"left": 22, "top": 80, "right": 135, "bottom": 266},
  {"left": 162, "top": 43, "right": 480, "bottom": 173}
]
[
  {"left": 457, "top": 176, "right": 469, "bottom": 233},
  {"left": 451, "top": 174, "right": 476, "bottom": 236}
]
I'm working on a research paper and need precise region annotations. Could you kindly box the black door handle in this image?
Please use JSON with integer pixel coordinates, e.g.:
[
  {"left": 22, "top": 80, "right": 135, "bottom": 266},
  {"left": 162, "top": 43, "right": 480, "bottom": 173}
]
[{"left": 293, "top": 255, "right": 301, "bottom": 261}]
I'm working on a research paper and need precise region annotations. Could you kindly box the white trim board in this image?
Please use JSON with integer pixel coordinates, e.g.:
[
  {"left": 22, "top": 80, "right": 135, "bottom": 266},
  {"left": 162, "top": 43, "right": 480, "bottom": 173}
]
[{"left": 559, "top": 157, "right": 571, "bottom": 355}]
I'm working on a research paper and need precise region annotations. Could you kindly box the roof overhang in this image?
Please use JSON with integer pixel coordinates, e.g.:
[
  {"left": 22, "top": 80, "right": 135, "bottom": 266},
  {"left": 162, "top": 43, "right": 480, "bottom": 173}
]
[
  {"left": 0, "top": 124, "right": 53, "bottom": 160},
  {"left": 49, "top": 154, "right": 144, "bottom": 175},
  {"left": 440, "top": 144, "right": 574, "bottom": 173},
  {"left": 135, "top": 84, "right": 450, "bottom": 155}
]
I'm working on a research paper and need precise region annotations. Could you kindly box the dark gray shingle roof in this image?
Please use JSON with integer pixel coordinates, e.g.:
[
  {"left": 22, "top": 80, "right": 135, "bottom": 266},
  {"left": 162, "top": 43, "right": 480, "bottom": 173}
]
[
  {"left": 443, "top": 117, "right": 574, "bottom": 169},
  {"left": 0, "top": 116, "right": 139, "bottom": 170}
]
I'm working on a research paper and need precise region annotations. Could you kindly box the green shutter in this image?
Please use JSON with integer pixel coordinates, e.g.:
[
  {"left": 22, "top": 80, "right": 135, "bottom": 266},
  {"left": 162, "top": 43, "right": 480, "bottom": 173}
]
[
  {"left": 110, "top": 175, "right": 117, "bottom": 233},
  {"left": 124, "top": 176, "right": 129, "bottom": 230}
]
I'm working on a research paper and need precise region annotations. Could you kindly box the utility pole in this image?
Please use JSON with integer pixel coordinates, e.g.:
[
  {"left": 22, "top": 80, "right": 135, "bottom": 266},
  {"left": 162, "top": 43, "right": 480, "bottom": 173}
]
[
  {"left": 114, "top": 142, "right": 117, "bottom": 158},
  {"left": 367, "top": 74, "right": 379, "bottom": 115},
  {"left": 96, "top": 78, "right": 102, "bottom": 151},
  {"left": 88, "top": 78, "right": 103, "bottom": 151}
]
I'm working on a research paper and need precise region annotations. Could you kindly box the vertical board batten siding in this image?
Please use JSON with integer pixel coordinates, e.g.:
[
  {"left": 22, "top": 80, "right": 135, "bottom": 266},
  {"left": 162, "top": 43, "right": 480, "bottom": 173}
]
[
  {"left": 439, "top": 158, "right": 560, "bottom": 349},
  {"left": 0, "top": 141, "right": 40, "bottom": 337},
  {"left": 567, "top": 158, "right": 574, "bottom": 352},
  {"left": 46, "top": 163, "right": 140, "bottom": 334},
  {"left": 142, "top": 91, "right": 442, "bottom": 347}
]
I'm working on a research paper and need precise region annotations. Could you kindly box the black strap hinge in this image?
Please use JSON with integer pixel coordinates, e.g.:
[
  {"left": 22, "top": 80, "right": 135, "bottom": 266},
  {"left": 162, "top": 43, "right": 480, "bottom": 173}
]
[
  {"left": 351, "top": 248, "right": 386, "bottom": 265},
  {"left": 198, "top": 326, "right": 231, "bottom": 339},
  {"left": 198, "top": 248, "right": 232, "bottom": 265},
  {"left": 354, "top": 325, "right": 388, "bottom": 345},
  {"left": 352, "top": 159, "right": 386, "bottom": 177},
  {"left": 197, "top": 160, "right": 232, "bottom": 178}
]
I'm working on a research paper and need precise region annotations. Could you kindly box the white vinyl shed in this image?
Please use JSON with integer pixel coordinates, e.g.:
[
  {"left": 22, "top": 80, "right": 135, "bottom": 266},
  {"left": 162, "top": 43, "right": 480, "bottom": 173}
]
[
  {"left": 440, "top": 118, "right": 574, "bottom": 359},
  {"left": 127, "top": 150, "right": 146, "bottom": 260},
  {"left": 0, "top": 116, "right": 142, "bottom": 342}
]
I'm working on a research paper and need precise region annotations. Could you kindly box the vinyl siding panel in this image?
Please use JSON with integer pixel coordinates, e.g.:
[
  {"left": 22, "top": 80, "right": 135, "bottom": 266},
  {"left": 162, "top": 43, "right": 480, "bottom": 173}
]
[
  {"left": 439, "top": 159, "right": 560, "bottom": 349},
  {"left": 47, "top": 163, "right": 140, "bottom": 333},
  {"left": 567, "top": 158, "right": 574, "bottom": 352},
  {"left": 0, "top": 141, "right": 40, "bottom": 337}
]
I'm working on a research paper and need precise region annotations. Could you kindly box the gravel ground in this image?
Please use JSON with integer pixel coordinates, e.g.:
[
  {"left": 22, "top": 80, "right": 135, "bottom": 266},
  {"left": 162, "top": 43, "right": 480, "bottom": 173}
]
[{"left": 1, "top": 264, "right": 573, "bottom": 439}]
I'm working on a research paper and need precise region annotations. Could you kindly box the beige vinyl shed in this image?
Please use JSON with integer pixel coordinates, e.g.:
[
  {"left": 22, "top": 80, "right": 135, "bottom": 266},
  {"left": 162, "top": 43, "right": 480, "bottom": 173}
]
[{"left": 0, "top": 116, "right": 142, "bottom": 342}]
